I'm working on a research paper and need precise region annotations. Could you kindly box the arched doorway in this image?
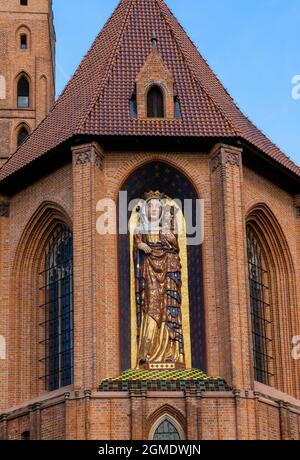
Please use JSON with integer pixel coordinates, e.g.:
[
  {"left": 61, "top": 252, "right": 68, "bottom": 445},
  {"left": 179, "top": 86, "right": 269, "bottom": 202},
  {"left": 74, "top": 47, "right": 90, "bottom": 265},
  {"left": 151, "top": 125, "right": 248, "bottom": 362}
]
[{"left": 119, "top": 161, "right": 205, "bottom": 371}]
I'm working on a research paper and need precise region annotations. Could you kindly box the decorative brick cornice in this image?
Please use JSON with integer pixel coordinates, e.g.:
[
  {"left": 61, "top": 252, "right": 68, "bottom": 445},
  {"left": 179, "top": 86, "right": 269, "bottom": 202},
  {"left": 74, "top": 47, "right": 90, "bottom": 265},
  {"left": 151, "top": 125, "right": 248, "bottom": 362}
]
[
  {"left": 72, "top": 142, "right": 104, "bottom": 170},
  {"left": 29, "top": 403, "right": 41, "bottom": 413},
  {"left": 185, "top": 388, "right": 202, "bottom": 398},
  {"left": 0, "top": 202, "right": 9, "bottom": 218},
  {"left": 209, "top": 143, "right": 242, "bottom": 173},
  {"left": 129, "top": 389, "right": 147, "bottom": 398}
]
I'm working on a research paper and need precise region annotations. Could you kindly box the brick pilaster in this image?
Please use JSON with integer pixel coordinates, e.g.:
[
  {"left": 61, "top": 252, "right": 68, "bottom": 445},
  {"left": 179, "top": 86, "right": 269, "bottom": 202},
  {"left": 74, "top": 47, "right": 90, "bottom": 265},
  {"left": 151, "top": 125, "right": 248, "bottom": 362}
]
[
  {"left": 0, "top": 198, "right": 9, "bottom": 413},
  {"left": 0, "top": 414, "right": 8, "bottom": 440},
  {"left": 185, "top": 390, "right": 200, "bottom": 440},
  {"left": 209, "top": 144, "right": 251, "bottom": 390},
  {"left": 29, "top": 403, "right": 41, "bottom": 440},
  {"left": 72, "top": 142, "right": 104, "bottom": 390},
  {"left": 279, "top": 401, "right": 291, "bottom": 440},
  {"left": 130, "top": 390, "right": 146, "bottom": 440}
]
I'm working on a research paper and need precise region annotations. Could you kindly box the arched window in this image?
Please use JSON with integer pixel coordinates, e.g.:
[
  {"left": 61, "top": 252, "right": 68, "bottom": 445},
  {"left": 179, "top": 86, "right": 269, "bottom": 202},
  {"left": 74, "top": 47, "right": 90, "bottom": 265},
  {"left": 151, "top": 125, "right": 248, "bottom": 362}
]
[
  {"left": 20, "top": 34, "right": 27, "bottom": 49},
  {"left": 17, "top": 126, "right": 29, "bottom": 147},
  {"left": 247, "top": 225, "right": 274, "bottom": 386},
  {"left": 39, "top": 225, "right": 73, "bottom": 391},
  {"left": 153, "top": 419, "right": 181, "bottom": 441},
  {"left": 147, "top": 86, "right": 164, "bottom": 118},
  {"left": 17, "top": 75, "right": 29, "bottom": 108},
  {"left": 20, "top": 0, "right": 28, "bottom": 5}
]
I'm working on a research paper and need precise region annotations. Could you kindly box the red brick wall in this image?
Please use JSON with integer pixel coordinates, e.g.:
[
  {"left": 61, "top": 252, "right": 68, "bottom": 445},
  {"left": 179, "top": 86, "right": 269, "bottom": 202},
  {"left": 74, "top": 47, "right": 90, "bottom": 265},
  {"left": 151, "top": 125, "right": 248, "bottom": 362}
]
[
  {"left": 0, "top": 164, "right": 72, "bottom": 409},
  {"left": 243, "top": 166, "right": 300, "bottom": 398},
  {"left": 1, "top": 390, "right": 300, "bottom": 440},
  {"left": 0, "top": 143, "right": 299, "bottom": 439}
]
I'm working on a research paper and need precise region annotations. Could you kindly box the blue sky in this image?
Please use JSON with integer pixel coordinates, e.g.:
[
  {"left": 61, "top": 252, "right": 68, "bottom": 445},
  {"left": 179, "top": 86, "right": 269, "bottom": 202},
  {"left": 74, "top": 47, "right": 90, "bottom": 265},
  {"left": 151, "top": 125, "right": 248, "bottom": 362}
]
[{"left": 53, "top": 0, "right": 300, "bottom": 165}]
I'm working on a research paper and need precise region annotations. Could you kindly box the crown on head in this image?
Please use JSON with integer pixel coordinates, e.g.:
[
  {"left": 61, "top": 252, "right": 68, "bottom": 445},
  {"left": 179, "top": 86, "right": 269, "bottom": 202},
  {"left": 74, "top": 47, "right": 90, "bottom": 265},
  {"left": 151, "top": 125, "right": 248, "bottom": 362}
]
[{"left": 144, "top": 190, "right": 167, "bottom": 201}]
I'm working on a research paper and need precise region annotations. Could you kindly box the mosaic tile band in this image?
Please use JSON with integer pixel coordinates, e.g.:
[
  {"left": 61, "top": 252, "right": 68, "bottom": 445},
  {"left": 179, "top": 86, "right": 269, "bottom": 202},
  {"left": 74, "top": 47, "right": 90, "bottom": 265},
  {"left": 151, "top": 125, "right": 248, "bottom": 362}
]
[{"left": 98, "top": 368, "right": 231, "bottom": 392}]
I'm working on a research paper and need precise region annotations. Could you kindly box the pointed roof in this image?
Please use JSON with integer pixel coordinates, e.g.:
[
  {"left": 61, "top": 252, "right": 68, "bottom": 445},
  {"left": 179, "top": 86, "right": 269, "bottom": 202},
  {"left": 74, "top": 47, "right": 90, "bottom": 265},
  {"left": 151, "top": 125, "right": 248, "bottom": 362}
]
[{"left": 1, "top": 0, "right": 299, "bottom": 183}]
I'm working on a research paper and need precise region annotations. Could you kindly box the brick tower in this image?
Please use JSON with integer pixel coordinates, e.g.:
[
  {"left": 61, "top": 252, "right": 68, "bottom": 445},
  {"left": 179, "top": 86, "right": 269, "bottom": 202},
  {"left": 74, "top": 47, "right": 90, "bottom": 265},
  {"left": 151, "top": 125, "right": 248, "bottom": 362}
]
[{"left": 0, "top": 0, "right": 55, "bottom": 166}]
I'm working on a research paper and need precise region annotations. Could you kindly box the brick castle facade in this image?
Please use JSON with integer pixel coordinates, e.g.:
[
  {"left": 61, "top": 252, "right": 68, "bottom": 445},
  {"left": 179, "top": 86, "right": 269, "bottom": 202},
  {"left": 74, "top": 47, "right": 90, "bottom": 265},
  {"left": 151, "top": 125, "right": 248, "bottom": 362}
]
[{"left": 0, "top": 0, "right": 300, "bottom": 440}]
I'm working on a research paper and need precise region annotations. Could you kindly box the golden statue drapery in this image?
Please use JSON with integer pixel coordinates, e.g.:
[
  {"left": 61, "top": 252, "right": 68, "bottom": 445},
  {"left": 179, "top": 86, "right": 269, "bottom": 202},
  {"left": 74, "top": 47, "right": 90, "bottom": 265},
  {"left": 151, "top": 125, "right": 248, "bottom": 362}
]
[{"left": 130, "top": 191, "right": 191, "bottom": 370}]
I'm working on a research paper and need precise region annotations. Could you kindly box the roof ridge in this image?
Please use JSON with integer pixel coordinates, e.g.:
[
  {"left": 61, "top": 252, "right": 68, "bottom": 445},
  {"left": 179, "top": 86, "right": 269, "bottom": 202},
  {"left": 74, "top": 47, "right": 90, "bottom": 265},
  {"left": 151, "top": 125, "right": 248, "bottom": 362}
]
[
  {"left": 155, "top": 0, "right": 239, "bottom": 137},
  {"left": 78, "top": 0, "right": 136, "bottom": 133}
]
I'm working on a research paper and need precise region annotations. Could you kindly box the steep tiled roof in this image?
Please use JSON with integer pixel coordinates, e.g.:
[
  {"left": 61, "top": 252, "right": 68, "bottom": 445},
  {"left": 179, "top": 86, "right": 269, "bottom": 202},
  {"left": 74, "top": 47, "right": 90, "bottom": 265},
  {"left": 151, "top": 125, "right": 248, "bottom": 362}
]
[{"left": 1, "top": 0, "right": 299, "bottom": 182}]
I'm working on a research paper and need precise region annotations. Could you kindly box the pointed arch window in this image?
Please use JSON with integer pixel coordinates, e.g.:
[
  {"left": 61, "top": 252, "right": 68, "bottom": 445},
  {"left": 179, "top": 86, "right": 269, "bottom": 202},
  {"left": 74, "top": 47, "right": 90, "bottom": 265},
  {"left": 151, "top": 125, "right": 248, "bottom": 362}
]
[
  {"left": 17, "top": 126, "right": 29, "bottom": 147},
  {"left": 39, "top": 225, "right": 73, "bottom": 391},
  {"left": 153, "top": 419, "right": 181, "bottom": 441},
  {"left": 20, "top": 34, "right": 27, "bottom": 50},
  {"left": 17, "top": 75, "right": 29, "bottom": 108},
  {"left": 147, "top": 86, "right": 164, "bottom": 118},
  {"left": 247, "top": 225, "right": 274, "bottom": 386}
]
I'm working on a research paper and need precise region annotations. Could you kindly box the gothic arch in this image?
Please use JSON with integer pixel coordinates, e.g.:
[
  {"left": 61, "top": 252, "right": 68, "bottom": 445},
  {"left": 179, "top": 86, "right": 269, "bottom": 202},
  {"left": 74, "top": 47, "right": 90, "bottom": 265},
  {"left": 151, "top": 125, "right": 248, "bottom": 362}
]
[
  {"left": 246, "top": 203, "right": 298, "bottom": 395},
  {"left": 115, "top": 155, "right": 203, "bottom": 202},
  {"left": 13, "top": 121, "right": 31, "bottom": 150},
  {"left": 118, "top": 160, "right": 206, "bottom": 371},
  {"left": 15, "top": 25, "right": 31, "bottom": 50},
  {"left": 15, "top": 71, "right": 31, "bottom": 108},
  {"left": 9, "top": 202, "right": 72, "bottom": 404},
  {"left": 147, "top": 405, "right": 186, "bottom": 440}
]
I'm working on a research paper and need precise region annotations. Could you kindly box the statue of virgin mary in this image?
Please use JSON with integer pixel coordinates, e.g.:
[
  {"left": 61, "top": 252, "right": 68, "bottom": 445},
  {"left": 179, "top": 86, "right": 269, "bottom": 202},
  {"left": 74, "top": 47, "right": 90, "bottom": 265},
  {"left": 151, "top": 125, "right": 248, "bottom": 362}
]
[{"left": 133, "top": 191, "right": 185, "bottom": 370}]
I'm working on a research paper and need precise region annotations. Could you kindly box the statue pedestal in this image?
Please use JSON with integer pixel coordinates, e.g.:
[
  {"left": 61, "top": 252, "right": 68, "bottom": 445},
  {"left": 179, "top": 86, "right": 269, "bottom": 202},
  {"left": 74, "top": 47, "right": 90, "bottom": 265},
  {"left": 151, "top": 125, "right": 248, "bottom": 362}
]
[{"left": 99, "top": 368, "right": 231, "bottom": 393}]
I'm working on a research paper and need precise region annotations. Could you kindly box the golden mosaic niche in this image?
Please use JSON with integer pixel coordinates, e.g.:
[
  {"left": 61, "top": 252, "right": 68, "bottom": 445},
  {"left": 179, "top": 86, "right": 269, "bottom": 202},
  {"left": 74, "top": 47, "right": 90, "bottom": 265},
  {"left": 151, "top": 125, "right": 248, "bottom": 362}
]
[{"left": 130, "top": 196, "right": 192, "bottom": 368}]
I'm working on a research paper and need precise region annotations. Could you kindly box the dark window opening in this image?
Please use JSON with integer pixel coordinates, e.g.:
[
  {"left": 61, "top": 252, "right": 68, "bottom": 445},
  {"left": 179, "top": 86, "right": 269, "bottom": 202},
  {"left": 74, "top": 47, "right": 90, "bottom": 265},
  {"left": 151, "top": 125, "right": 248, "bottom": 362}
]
[
  {"left": 153, "top": 420, "right": 181, "bottom": 441},
  {"left": 20, "top": 34, "right": 27, "bottom": 50},
  {"left": 17, "top": 76, "right": 29, "bottom": 108},
  {"left": 147, "top": 86, "right": 164, "bottom": 118},
  {"left": 39, "top": 225, "right": 74, "bottom": 391},
  {"left": 130, "top": 91, "right": 137, "bottom": 119},
  {"left": 20, "top": 0, "right": 28, "bottom": 5},
  {"left": 21, "top": 431, "right": 30, "bottom": 441},
  {"left": 174, "top": 96, "right": 182, "bottom": 119},
  {"left": 17, "top": 126, "right": 29, "bottom": 147},
  {"left": 247, "top": 226, "right": 274, "bottom": 386}
]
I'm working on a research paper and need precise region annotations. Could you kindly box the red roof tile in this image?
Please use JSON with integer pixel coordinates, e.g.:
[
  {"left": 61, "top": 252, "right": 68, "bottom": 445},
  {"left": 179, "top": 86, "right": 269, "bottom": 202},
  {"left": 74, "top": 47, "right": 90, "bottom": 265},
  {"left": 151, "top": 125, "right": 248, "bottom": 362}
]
[{"left": 1, "top": 0, "right": 299, "bottom": 182}]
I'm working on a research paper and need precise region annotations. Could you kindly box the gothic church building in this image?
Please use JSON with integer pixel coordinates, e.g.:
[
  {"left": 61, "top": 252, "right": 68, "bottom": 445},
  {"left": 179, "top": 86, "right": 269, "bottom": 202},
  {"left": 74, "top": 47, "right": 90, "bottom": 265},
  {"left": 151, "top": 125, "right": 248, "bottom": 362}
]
[{"left": 0, "top": 0, "right": 300, "bottom": 440}]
